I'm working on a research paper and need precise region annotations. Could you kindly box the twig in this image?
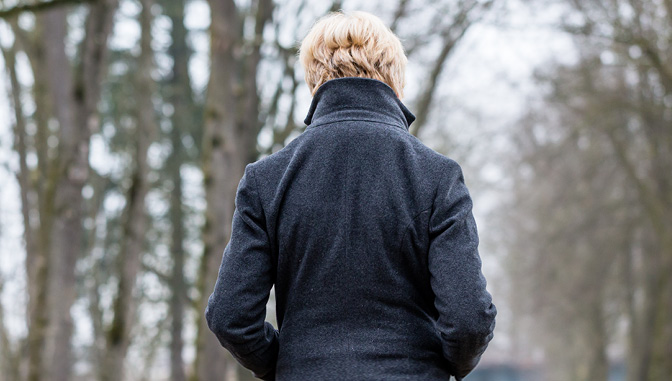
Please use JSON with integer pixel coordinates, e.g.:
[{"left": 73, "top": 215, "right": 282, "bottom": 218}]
[{"left": 0, "top": 0, "right": 96, "bottom": 19}]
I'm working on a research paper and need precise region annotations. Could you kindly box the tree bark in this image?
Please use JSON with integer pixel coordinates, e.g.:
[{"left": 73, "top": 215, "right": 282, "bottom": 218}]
[
  {"left": 41, "top": 10, "right": 79, "bottom": 380},
  {"left": 0, "top": 278, "right": 20, "bottom": 381},
  {"left": 192, "top": 0, "right": 273, "bottom": 380},
  {"left": 0, "top": 30, "right": 44, "bottom": 381},
  {"left": 9, "top": 16, "right": 54, "bottom": 381},
  {"left": 101, "top": 0, "right": 154, "bottom": 379},
  {"left": 169, "top": 133, "right": 187, "bottom": 381},
  {"left": 193, "top": 1, "right": 242, "bottom": 377},
  {"left": 164, "top": 0, "right": 193, "bottom": 379},
  {"left": 27, "top": 1, "right": 119, "bottom": 380}
]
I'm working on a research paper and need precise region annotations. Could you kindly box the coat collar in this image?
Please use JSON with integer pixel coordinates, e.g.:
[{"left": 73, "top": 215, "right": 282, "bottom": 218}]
[{"left": 303, "top": 77, "right": 416, "bottom": 132}]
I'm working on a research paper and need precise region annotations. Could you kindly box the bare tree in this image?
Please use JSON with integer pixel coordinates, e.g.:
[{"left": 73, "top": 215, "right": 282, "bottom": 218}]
[
  {"left": 0, "top": 1, "right": 120, "bottom": 379},
  {"left": 101, "top": 0, "right": 156, "bottom": 379},
  {"left": 163, "top": 0, "right": 198, "bottom": 378},
  {"left": 405, "top": 0, "right": 496, "bottom": 136},
  {"left": 501, "top": 1, "right": 672, "bottom": 379}
]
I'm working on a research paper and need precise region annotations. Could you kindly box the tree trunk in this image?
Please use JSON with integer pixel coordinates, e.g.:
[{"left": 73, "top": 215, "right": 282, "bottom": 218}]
[
  {"left": 586, "top": 300, "right": 608, "bottom": 381},
  {"left": 0, "top": 27, "right": 47, "bottom": 381},
  {"left": 648, "top": 247, "right": 672, "bottom": 380},
  {"left": 169, "top": 133, "right": 187, "bottom": 381},
  {"left": 101, "top": 0, "right": 154, "bottom": 379},
  {"left": 193, "top": 3, "right": 241, "bottom": 379},
  {"left": 12, "top": 27, "right": 56, "bottom": 379},
  {"left": 165, "top": 1, "right": 192, "bottom": 379},
  {"left": 192, "top": 0, "right": 273, "bottom": 379},
  {"left": 40, "top": 1, "right": 118, "bottom": 379},
  {"left": 40, "top": 9, "right": 80, "bottom": 380},
  {"left": 0, "top": 278, "right": 20, "bottom": 381}
]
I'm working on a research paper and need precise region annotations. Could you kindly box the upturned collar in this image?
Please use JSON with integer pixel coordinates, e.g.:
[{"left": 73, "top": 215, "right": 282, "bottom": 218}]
[{"left": 303, "top": 77, "right": 416, "bottom": 132}]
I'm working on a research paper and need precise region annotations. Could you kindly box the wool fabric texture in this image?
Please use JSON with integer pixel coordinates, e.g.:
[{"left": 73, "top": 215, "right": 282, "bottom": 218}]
[{"left": 205, "top": 77, "right": 497, "bottom": 381}]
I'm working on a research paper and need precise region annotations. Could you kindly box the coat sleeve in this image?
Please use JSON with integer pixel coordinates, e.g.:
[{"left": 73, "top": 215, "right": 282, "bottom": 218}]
[
  {"left": 205, "top": 163, "right": 278, "bottom": 381},
  {"left": 428, "top": 160, "right": 497, "bottom": 380}
]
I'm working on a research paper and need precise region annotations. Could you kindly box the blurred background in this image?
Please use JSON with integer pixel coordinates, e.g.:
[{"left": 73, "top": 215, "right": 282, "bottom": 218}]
[{"left": 0, "top": 0, "right": 670, "bottom": 380}]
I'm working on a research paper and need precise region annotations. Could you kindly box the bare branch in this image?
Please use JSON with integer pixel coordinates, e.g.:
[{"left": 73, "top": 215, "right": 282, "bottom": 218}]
[
  {"left": 604, "top": 127, "right": 666, "bottom": 240},
  {"left": 0, "top": 0, "right": 96, "bottom": 19},
  {"left": 329, "top": 0, "right": 342, "bottom": 13},
  {"left": 389, "top": 0, "right": 409, "bottom": 33},
  {"left": 410, "top": 0, "right": 493, "bottom": 136},
  {"left": 142, "top": 261, "right": 171, "bottom": 284}
]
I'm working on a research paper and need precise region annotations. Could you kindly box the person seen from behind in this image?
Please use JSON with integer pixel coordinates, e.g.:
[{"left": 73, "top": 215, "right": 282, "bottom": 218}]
[{"left": 205, "top": 10, "right": 497, "bottom": 381}]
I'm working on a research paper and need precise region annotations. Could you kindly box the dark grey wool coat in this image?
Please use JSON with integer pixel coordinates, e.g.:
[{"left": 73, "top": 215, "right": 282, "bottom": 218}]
[{"left": 205, "top": 77, "right": 497, "bottom": 381}]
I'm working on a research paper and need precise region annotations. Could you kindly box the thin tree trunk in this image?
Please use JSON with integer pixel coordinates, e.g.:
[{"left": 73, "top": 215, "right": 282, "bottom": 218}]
[
  {"left": 625, "top": 226, "right": 641, "bottom": 381},
  {"left": 0, "top": 277, "right": 20, "bottom": 381},
  {"left": 193, "top": 3, "right": 242, "bottom": 379},
  {"left": 1, "top": 33, "right": 43, "bottom": 381},
  {"left": 648, "top": 247, "right": 672, "bottom": 380},
  {"left": 14, "top": 22, "right": 55, "bottom": 327},
  {"left": 165, "top": 0, "right": 191, "bottom": 377},
  {"left": 169, "top": 134, "right": 187, "bottom": 381},
  {"left": 635, "top": 236, "right": 662, "bottom": 381},
  {"left": 586, "top": 298, "right": 608, "bottom": 381},
  {"left": 40, "top": 8, "right": 78, "bottom": 380},
  {"left": 32, "top": 1, "right": 118, "bottom": 379},
  {"left": 165, "top": 2, "right": 191, "bottom": 378},
  {"left": 101, "top": 0, "right": 154, "bottom": 379},
  {"left": 1, "top": 32, "right": 39, "bottom": 323}
]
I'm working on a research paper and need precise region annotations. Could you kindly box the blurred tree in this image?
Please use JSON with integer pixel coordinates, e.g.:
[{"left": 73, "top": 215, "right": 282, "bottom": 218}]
[
  {"left": 404, "top": 0, "right": 495, "bottom": 136},
  {"left": 0, "top": 275, "right": 20, "bottom": 380},
  {"left": 561, "top": 5, "right": 672, "bottom": 378},
  {"left": 1, "top": 22, "right": 30, "bottom": 381},
  {"left": 1, "top": 0, "right": 119, "bottom": 379},
  {"left": 504, "top": 1, "right": 672, "bottom": 380},
  {"left": 0, "top": 0, "right": 97, "bottom": 19},
  {"left": 193, "top": 0, "right": 274, "bottom": 379},
  {"left": 161, "top": 0, "right": 198, "bottom": 378},
  {"left": 100, "top": 0, "right": 156, "bottom": 379}
]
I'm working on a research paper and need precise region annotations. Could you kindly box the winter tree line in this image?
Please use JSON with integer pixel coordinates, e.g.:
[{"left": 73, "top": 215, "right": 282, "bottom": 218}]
[{"left": 0, "top": 0, "right": 669, "bottom": 380}]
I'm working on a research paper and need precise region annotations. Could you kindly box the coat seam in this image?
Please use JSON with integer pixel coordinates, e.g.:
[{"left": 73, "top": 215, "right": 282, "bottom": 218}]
[
  {"left": 344, "top": 123, "right": 353, "bottom": 352},
  {"left": 429, "top": 165, "right": 448, "bottom": 236},
  {"left": 249, "top": 165, "right": 275, "bottom": 264},
  {"left": 397, "top": 205, "right": 433, "bottom": 255}
]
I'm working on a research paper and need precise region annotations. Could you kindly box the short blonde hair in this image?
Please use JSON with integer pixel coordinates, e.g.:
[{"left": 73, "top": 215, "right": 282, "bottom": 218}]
[{"left": 299, "top": 11, "right": 407, "bottom": 98}]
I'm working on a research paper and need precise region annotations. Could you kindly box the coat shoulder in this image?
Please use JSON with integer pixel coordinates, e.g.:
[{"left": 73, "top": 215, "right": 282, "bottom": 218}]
[
  {"left": 245, "top": 133, "right": 307, "bottom": 180},
  {"left": 401, "top": 132, "right": 465, "bottom": 178},
  {"left": 249, "top": 126, "right": 464, "bottom": 186}
]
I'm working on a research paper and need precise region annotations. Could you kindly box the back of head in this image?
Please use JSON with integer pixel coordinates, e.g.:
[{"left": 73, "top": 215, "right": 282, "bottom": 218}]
[{"left": 299, "top": 11, "right": 407, "bottom": 98}]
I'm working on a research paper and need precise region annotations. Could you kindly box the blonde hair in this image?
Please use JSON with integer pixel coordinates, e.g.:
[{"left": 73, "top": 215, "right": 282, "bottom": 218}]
[{"left": 299, "top": 11, "right": 407, "bottom": 98}]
